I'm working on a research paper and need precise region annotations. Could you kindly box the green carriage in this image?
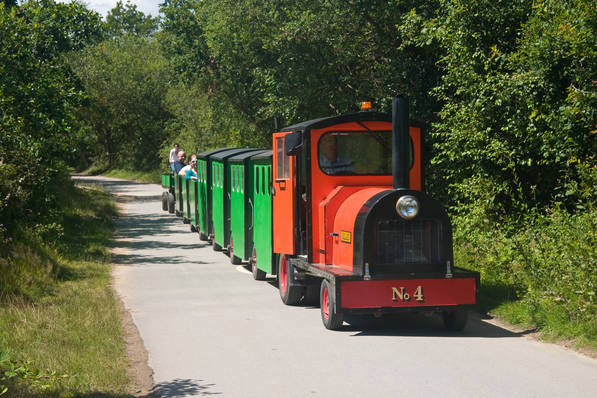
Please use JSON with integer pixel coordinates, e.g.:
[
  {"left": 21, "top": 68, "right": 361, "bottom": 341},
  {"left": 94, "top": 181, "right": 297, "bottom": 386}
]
[
  {"left": 196, "top": 148, "right": 235, "bottom": 241},
  {"left": 248, "top": 151, "right": 274, "bottom": 280},
  {"left": 210, "top": 148, "right": 258, "bottom": 252},
  {"left": 228, "top": 150, "right": 269, "bottom": 265}
]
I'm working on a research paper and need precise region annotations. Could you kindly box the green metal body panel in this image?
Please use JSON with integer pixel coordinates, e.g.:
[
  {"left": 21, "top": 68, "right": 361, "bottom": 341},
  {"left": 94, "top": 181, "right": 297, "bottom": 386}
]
[
  {"left": 229, "top": 150, "right": 268, "bottom": 261},
  {"left": 212, "top": 161, "right": 225, "bottom": 246},
  {"left": 182, "top": 177, "right": 191, "bottom": 220},
  {"left": 161, "top": 173, "right": 174, "bottom": 191},
  {"left": 175, "top": 174, "right": 184, "bottom": 215},
  {"left": 251, "top": 152, "right": 273, "bottom": 274},
  {"left": 211, "top": 148, "right": 258, "bottom": 248},
  {"left": 197, "top": 148, "right": 236, "bottom": 238},
  {"left": 189, "top": 178, "right": 198, "bottom": 226}
]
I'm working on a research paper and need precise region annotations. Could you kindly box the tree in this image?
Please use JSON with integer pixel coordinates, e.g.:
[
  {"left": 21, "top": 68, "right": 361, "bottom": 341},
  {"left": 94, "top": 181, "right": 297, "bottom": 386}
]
[{"left": 105, "top": 0, "right": 160, "bottom": 37}]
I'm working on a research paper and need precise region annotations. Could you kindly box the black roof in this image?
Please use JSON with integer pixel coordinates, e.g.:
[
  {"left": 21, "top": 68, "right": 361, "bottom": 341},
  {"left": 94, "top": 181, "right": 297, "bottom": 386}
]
[
  {"left": 281, "top": 111, "right": 391, "bottom": 132},
  {"left": 250, "top": 150, "right": 272, "bottom": 161},
  {"left": 229, "top": 149, "right": 269, "bottom": 163},
  {"left": 211, "top": 148, "right": 258, "bottom": 162},
  {"left": 197, "top": 147, "right": 236, "bottom": 160}
]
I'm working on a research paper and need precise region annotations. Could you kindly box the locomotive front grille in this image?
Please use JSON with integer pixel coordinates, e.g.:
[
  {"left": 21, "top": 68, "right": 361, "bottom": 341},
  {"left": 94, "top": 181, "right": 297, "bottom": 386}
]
[{"left": 376, "top": 219, "right": 444, "bottom": 266}]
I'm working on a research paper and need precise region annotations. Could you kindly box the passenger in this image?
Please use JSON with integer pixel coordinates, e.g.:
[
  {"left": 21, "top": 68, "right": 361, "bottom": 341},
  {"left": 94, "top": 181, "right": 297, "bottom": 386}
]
[
  {"left": 319, "top": 134, "right": 354, "bottom": 174},
  {"left": 184, "top": 155, "right": 198, "bottom": 180},
  {"left": 173, "top": 151, "right": 186, "bottom": 174},
  {"left": 169, "top": 143, "right": 179, "bottom": 173},
  {"left": 179, "top": 154, "right": 197, "bottom": 177}
]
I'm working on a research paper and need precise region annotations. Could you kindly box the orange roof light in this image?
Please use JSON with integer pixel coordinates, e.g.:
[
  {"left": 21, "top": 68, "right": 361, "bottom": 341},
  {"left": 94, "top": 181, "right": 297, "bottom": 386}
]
[{"left": 360, "top": 101, "right": 372, "bottom": 111}]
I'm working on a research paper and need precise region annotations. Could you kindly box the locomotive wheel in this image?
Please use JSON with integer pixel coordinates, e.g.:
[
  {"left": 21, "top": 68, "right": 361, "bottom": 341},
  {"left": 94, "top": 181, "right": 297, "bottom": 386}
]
[
  {"left": 183, "top": 217, "right": 190, "bottom": 224},
  {"left": 229, "top": 235, "right": 242, "bottom": 265},
  {"left": 303, "top": 283, "right": 320, "bottom": 306},
  {"left": 213, "top": 241, "right": 222, "bottom": 251},
  {"left": 199, "top": 232, "right": 208, "bottom": 241},
  {"left": 320, "top": 279, "right": 343, "bottom": 330},
  {"left": 250, "top": 245, "right": 266, "bottom": 281},
  {"left": 161, "top": 192, "right": 168, "bottom": 211},
  {"left": 167, "top": 192, "right": 175, "bottom": 213},
  {"left": 442, "top": 309, "right": 468, "bottom": 331},
  {"left": 190, "top": 224, "right": 197, "bottom": 233},
  {"left": 278, "top": 255, "right": 302, "bottom": 305}
]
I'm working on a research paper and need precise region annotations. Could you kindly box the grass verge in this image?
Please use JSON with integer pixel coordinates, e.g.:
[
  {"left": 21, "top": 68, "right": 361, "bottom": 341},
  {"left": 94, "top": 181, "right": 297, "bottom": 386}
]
[
  {"left": 0, "top": 183, "right": 132, "bottom": 397},
  {"left": 83, "top": 163, "right": 161, "bottom": 185},
  {"left": 454, "top": 205, "right": 597, "bottom": 353}
]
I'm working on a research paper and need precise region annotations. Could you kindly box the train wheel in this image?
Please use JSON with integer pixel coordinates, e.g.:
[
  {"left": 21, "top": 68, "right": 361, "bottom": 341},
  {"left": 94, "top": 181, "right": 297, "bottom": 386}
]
[
  {"left": 229, "top": 235, "right": 241, "bottom": 264},
  {"left": 278, "top": 255, "right": 302, "bottom": 305},
  {"left": 250, "top": 246, "right": 266, "bottom": 280},
  {"left": 183, "top": 217, "right": 190, "bottom": 224},
  {"left": 199, "top": 232, "right": 208, "bottom": 241},
  {"left": 213, "top": 241, "right": 222, "bottom": 251},
  {"left": 190, "top": 224, "right": 197, "bottom": 233},
  {"left": 442, "top": 309, "right": 468, "bottom": 331},
  {"left": 167, "top": 193, "right": 175, "bottom": 213},
  {"left": 320, "top": 279, "right": 343, "bottom": 330},
  {"left": 161, "top": 192, "right": 168, "bottom": 211}
]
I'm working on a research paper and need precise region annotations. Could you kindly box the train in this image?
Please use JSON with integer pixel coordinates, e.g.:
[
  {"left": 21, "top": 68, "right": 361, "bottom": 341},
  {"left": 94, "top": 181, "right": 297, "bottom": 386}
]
[{"left": 160, "top": 97, "right": 479, "bottom": 330}]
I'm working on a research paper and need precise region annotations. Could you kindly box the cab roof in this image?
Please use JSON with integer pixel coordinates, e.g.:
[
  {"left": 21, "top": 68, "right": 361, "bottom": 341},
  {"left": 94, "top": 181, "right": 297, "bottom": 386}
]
[
  {"left": 280, "top": 111, "right": 391, "bottom": 133},
  {"left": 211, "top": 148, "right": 258, "bottom": 162},
  {"left": 229, "top": 149, "right": 269, "bottom": 163}
]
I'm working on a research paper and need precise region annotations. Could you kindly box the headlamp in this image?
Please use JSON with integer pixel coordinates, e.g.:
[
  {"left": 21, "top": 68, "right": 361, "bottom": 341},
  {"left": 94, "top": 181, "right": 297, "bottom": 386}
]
[{"left": 396, "top": 195, "right": 419, "bottom": 220}]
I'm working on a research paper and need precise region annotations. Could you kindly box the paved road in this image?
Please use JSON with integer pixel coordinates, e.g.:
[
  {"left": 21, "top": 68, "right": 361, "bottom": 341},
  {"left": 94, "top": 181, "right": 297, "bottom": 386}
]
[{"left": 76, "top": 176, "right": 597, "bottom": 398}]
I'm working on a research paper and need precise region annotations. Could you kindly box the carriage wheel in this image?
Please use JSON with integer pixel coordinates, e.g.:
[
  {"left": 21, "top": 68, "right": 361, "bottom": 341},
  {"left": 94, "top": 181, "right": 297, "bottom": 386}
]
[
  {"left": 167, "top": 192, "right": 175, "bottom": 213},
  {"left": 199, "top": 232, "right": 208, "bottom": 241},
  {"left": 212, "top": 241, "right": 222, "bottom": 251},
  {"left": 229, "top": 235, "right": 241, "bottom": 264},
  {"left": 278, "top": 255, "right": 302, "bottom": 305},
  {"left": 250, "top": 245, "right": 266, "bottom": 280},
  {"left": 161, "top": 192, "right": 168, "bottom": 211},
  {"left": 320, "top": 279, "right": 343, "bottom": 330}
]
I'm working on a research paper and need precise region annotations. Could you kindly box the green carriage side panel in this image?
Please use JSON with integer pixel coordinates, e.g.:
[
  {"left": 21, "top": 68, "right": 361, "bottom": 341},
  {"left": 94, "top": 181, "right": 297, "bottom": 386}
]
[
  {"left": 189, "top": 178, "right": 198, "bottom": 226},
  {"left": 229, "top": 150, "right": 268, "bottom": 261},
  {"left": 162, "top": 173, "right": 174, "bottom": 191},
  {"left": 197, "top": 148, "right": 236, "bottom": 238},
  {"left": 252, "top": 151, "right": 273, "bottom": 274},
  {"left": 212, "top": 161, "right": 225, "bottom": 246},
  {"left": 211, "top": 148, "right": 259, "bottom": 249},
  {"left": 175, "top": 174, "right": 184, "bottom": 215},
  {"left": 230, "top": 163, "right": 245, "bottom": 257},
  {"left": 182, "top": 177, "right": 191, "bottom": 220},
  {"left": 197, "top": 158, "right": 209, "bottom": 234}
]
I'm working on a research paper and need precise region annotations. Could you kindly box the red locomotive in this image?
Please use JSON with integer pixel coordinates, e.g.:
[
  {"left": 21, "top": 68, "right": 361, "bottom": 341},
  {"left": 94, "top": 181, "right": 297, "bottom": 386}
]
[{"left": 271, "top": 97, "right": 478, "bottom": 329}]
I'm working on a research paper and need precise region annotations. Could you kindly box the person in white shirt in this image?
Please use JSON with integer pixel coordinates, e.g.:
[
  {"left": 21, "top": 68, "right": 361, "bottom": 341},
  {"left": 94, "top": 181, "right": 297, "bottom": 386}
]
[{"left": 169, "top": 143, "right": 179, "bottom": 173}]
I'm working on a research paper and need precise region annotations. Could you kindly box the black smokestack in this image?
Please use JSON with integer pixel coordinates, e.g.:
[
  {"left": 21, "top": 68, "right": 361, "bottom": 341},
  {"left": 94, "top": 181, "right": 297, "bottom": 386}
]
[{"left": 392, "top": 96, "right": 409, "bottom": 189}]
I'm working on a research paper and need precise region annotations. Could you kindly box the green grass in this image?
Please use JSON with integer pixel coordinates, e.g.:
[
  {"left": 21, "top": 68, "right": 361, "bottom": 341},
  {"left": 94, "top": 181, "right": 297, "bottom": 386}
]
[
  {"left": 103, "top": 169, "right": 161, "bottom": 184},
  {"left": 0, "top": 184, "right": 132, "bottom": 397}
]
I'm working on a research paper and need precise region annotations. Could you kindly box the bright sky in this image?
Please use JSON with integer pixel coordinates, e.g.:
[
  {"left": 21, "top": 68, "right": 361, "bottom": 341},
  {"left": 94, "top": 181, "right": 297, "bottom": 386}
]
[{"left": 58, "top": 0, "right": 161, "bottom": 17}]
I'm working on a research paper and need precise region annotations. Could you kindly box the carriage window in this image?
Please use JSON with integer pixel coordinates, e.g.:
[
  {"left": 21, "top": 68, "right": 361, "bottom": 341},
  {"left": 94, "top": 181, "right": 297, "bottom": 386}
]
[
  {"left": 317, "top": 131, "right": 413, "bottom": 176},
  {"left": 256, "top": 167, "right": 260, "bottom": 194},
  {"left": 240, "top": 167, "right": 244, "bottom": 193},
  {"left": 267, "top": 167, "right": 271, "bottom": 195},
  {"left": 260, "top": 167, "right": 265, "bottom": 195}
]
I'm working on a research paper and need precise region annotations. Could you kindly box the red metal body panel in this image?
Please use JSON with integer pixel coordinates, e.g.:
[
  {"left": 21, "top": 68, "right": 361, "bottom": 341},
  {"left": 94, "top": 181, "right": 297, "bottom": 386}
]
[
  {"left": 340, "top": 278, "right": 477, "bottom": 309},
  {"left": 273, "top": 132, "right": 296, "bottom": 254},
  {"left": 318, "top": 186, "right": 368, "bottom": 265},
  {"left": 330, "top": 188, "right": 388, "bottom": 270}
]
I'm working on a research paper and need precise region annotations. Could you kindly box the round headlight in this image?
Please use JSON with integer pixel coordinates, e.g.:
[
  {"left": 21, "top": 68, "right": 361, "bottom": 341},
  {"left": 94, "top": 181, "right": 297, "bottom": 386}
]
[{"left": 396, "top": 195, "right": 419, "bottom": 220}]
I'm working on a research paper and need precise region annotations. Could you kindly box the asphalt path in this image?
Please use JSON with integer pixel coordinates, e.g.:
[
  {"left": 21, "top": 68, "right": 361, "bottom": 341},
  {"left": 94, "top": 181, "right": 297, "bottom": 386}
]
[{"left": 75, "top": 176, "right": 597, "bottom": 398}]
